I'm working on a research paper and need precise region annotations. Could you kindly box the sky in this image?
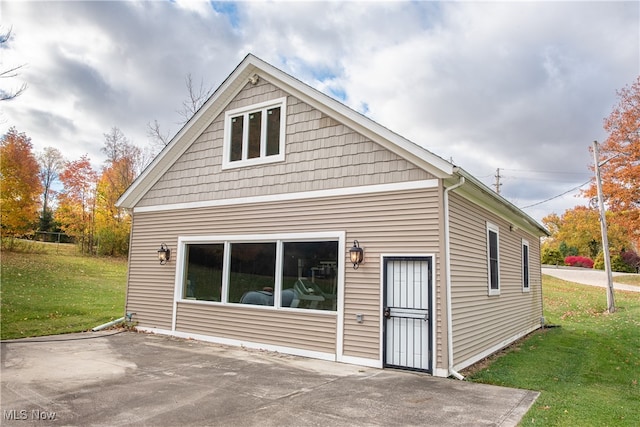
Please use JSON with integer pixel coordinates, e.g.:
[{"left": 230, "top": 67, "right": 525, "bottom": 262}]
[{"left": 1, "top": 0, "right": 638, "bottom": 224}]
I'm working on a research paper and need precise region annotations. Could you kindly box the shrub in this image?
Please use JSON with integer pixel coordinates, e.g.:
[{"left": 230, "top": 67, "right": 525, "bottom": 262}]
[
  {"left": 593, "top": 251, "right": 638, "bottom": 273},
  {"left": 564, "top": 255, "right": 594, "bottom": 268},
  {"left": 542, "top": 247, "right": 564, "bottom": 265},
  {"left": 621, "top": 250, "right": 640, "bottom": 273}
]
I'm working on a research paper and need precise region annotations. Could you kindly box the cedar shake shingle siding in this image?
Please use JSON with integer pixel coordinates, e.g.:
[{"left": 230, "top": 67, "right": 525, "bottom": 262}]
[{"left": 137, "top": 80, "right": 433, "bottom": 208}]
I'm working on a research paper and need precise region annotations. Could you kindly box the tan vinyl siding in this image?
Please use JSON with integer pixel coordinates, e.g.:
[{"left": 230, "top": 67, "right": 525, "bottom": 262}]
[
  {"left": 137, "top": 79, "right": 433, "bottom": 207},
  {"left": 448, "top": 192, "right": 542, "bottom": 368},
  {"left": 126, "top": 188, "right": 443, "bottom": 361},
  {"left": 176, "top": 303, "right": 336, "bottom": 353}
]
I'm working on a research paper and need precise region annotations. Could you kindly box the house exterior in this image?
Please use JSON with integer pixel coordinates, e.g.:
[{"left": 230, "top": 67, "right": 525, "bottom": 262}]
[{"left": 116, "top": 54, "right": 548, "bottom": 378}]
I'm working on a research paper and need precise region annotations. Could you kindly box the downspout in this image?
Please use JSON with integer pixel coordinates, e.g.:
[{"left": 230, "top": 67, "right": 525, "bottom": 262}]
[{"left": 444, "top": 175, "right": 465, "bottom": 380}]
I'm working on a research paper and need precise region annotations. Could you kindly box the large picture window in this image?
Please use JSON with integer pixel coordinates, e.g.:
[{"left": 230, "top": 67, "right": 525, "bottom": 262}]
[
  {"left": 181, "top": 236, "right": 339, "bottom": 312},
  {"left": 223, "top": 98, "right": 286, "bottom": 169},
  {"left": 487, "top": 223, "right": 500, "bottom": 295}
]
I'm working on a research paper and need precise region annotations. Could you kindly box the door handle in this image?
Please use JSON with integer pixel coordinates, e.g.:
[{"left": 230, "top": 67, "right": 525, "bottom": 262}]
[{"left": 383, "top": 307, "right": 391, "bottom": 319}]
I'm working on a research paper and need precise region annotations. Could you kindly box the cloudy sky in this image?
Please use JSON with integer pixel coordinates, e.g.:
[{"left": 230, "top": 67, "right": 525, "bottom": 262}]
[{"left": 1, "top": 0, "right": 638, "bottom": 223}]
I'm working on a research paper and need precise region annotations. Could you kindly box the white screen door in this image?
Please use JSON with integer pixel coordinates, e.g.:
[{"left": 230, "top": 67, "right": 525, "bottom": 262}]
[{"left": 383, "top": 257, "right": 432, "bottom": 372}]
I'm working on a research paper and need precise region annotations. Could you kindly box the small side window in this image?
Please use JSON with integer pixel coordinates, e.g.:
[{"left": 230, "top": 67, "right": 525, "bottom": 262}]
[
  {"left": 522, "top": 239, "right": 530, "bottom": 292},
  {"left": 487, "top": 222, "right": 500, "bottom": 295}
]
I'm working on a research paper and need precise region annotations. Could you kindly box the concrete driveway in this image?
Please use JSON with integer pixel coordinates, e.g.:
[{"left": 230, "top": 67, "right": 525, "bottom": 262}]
[{"left": 1, "top": 331, "right": 537, "bottom": 426}]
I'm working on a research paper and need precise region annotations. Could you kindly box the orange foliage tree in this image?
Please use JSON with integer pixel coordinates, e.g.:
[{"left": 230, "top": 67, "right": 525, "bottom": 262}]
[
  {"left": 584, "top": 76, "right": 640, "bottom": 250},
  {"left": 56, "top": 155, "right": 97, "bottom": 254},
  {"left": 0, "top": 128, "right": 42, "bottom": 244},
  {"left": 94, "top": 127, "right": 140, "bottom": 256},
  {"left": 542, "top": 206, "right": 631, "bottom": 259}
]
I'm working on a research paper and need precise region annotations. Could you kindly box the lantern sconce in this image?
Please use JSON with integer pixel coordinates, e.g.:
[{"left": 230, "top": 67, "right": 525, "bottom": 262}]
[
  {"left": 157, "top": 243, "right": 171, "bottom": 265},
  {"left": 349, "top": 240, "right": 364, "bottom": 269}
]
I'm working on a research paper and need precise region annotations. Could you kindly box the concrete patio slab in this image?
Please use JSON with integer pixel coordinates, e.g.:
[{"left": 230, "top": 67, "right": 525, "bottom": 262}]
[{"left": 1, "top": 331, "right": 538, "bottom": 426}]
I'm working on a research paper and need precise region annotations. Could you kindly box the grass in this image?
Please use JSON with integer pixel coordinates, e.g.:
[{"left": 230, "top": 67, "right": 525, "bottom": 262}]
[
  {"left": 466, "top": 275, "right": 640, "bottom": 426},
  {"left": 614, "top": 274, "right": 640, "bottom": 286},
  {"left": 1, "top": 241, "right": 127, "bottom": 340}
]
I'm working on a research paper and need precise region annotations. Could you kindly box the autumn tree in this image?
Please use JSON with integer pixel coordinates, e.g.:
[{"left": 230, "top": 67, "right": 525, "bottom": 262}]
[
  {"left": 542, "top": 206, "right": 631, "bottom": 260},
  {"left": 584, "top": 76, "right": 640, "bottom": 250},
  {"left": 95, "top": 127, "right": 140, "bottom": 255},
  {"left": 56, "top": 155, "right": 97, "bottom": 254},
  {"left": 37, "top": 146, "right": 65, "bottom": 236},
  {"left": 0, "top": 128, "right": 42, "bottom": 247}
]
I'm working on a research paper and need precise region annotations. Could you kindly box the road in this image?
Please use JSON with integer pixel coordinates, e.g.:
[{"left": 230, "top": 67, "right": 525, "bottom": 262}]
[{"left": 541, "top": 265, "right": 639, "bottom": 292}]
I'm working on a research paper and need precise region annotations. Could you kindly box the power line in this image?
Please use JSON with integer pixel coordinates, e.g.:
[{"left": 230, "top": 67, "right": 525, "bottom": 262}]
[{"left": 520, "top": 179, "right": 592, "bottom": 209}]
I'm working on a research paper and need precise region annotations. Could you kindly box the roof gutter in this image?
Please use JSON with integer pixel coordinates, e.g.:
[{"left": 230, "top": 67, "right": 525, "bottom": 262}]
[{"left": 444, "top": 174, "right": 465, "bottom": 380}]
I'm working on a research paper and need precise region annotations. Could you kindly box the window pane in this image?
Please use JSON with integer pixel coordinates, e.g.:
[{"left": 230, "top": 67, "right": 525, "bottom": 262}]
[
  {"left": 229, "top": 242, "right": 276, "bottom": 305},
  {"left": 282, "top": 241, "right": 338, "bottom": 311},
  {"left": 523, "top": 244, "right": 530, "bottom": 288},
  {"left": 247, "top": 111, "right": 262, "bottom": 159},
  {"left": 184, "top": 244, "right": 224, "bottom": 301},
  {"left": 266, "top": 107, "right": 280, "bottom": 156},
  {"left": 230, "top": 116, "right": 244, "bottom": 162},
  {"left": 489, "top": 230, "right": 499, "bottom": 290}
]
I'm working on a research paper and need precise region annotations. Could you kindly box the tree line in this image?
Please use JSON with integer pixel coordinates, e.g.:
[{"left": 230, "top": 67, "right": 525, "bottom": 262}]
[
  {"left": 1, "top": 72, "right": 211, "bottom": 256},
  {"left": 1, "top": 127, "right": 142, "bottom": 256}
]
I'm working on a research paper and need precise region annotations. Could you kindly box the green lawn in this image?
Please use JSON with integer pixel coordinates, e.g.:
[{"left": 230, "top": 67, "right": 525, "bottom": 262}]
[
  {"left": 466, "top": 275, "right": 640, "bottom": 426},
  {"left": 1, "top": 242, "right": 127, "bottom": 340},
  {"left": 614, "top": 274, "right": 640, "bottom": 286}
]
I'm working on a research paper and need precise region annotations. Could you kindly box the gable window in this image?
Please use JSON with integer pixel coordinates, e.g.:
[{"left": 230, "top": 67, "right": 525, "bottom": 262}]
[
  {"left": 487, "top": 222, "right": 500, "bottom": 295},
  {"left": 522, "top": 239, "right": 530, "bottom": 292},
  {"left": 223, "top": 97, "right": 286, "bottom": 169}
]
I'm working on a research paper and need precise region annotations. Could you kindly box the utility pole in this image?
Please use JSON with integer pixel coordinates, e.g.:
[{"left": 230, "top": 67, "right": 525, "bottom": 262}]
[
  {"left": 593, "top": 140, "right": 615, "bottom": 313},
  {"left": 494, "top": 168, "right": 502, "bottom": 195}
]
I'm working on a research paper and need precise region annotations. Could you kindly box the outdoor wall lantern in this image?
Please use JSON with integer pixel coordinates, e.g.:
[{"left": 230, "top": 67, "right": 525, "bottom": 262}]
[
  {"left": 157, "top": 243, "right": 171, "bottom": 265},
  {"left": 349, "top": 240, "right": 364, "bottom": 269}
]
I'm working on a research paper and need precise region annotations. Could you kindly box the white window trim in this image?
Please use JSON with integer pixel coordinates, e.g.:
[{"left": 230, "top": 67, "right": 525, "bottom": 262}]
[
  {"left": 222, "top": 97, "right": 287, "bottom": 170},
  {"left": 522, "top": 238, "right": 531, "bottom": 292},
  {"left": 487, "top": 222, "right": 500, "bottom": 296},
  {"left": 172, "top": 231, "right": 345, "bottom": 309}
]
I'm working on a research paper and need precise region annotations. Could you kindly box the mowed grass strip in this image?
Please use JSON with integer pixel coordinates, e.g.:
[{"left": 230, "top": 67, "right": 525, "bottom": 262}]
[
  {"left": 466, "top": 275, "right": 640, "bottom": 426},
  {"left": 1, "top": 244, "right": 127, "bottom": 340},
  {"left": 614, "top": 274, "right": 640, "bottom": 286}
]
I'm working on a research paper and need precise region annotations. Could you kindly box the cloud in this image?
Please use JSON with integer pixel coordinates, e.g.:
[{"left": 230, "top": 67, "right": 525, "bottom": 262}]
[{"left": 1, "top": 0, "right": 637, "bottom": 222}]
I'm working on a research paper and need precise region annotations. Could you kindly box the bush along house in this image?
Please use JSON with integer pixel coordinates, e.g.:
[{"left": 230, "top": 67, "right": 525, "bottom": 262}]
[{"left": 116, "top": 54, "right": 549, "bottom": 378}]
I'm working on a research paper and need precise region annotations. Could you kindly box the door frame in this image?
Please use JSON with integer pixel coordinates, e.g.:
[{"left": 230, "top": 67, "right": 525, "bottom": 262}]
[{"left": 380, "top": 254, "right": 436, "bottom": 373}]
